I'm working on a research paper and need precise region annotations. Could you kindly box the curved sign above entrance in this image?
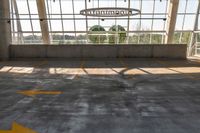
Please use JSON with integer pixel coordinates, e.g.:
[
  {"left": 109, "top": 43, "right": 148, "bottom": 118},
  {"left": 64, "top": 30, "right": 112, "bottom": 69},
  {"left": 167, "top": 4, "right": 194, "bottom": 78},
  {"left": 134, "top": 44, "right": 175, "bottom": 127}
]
[{"left": 80, "top": 7, "right": 140, "bottom": 17}]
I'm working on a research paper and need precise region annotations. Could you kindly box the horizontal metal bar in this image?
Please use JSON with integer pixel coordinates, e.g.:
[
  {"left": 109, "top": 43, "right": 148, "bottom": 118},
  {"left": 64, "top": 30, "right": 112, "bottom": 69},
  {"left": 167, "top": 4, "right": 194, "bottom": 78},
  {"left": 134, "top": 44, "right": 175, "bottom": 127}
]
[
  {"left": 12, "top": 30, "right": 167, "bottom": 33},
  {"left": 1, "top": 17, "right": 166, "bottom": 20},
  {"left": 12, "top": 30, "right": 200, "bottom": 34},
  {"left": 14, "top": 13, "right": 196, "bottom": 16}
]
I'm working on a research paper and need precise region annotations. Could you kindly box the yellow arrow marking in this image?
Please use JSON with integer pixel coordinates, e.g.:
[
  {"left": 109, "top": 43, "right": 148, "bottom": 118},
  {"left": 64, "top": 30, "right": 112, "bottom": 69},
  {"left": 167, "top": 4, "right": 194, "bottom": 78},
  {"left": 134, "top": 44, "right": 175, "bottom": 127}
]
[
  {"left": 0, "top": 122, "right": 37, "bottom": 133},
  {"left": 74, "top": 60, "right": 85, "bottom": 79},
  {"left": 17, "top": 90, "right": 63, "bottom": 97}
]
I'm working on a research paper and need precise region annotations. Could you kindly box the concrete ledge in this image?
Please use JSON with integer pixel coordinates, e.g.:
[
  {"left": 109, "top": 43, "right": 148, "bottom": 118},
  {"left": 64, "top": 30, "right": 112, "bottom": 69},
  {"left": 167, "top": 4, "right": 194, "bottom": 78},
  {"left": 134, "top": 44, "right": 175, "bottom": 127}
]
[
  {"left": 82, "top": 45, "right": 118, "bottom": 58},
  {"left": 153, "top": 44, "right": 187, "bottom": 59},
  {"left": 118, "top": 45, "right": 153, "bottom": 58},
  {"left": 10, "top": 44, "right": 187, "bottom": 59},
  {"left": 47, "top": 45, "right": 82, "bottom": 58},
  {"left": 10, "top": 45, "right": 47, "bottom": 58}
]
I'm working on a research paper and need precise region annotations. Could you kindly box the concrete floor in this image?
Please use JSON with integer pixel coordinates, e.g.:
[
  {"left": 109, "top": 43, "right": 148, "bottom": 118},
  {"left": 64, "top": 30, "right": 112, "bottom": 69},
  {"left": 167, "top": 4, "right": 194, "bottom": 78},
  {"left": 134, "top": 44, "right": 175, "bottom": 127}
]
[{"left": 0, "top": 58, "right": 200, "bottom": 133}]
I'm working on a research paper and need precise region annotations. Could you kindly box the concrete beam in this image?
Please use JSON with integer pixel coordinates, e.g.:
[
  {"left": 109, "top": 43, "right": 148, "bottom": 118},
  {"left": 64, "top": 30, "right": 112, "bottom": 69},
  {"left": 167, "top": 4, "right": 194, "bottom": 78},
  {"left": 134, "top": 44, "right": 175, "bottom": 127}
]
[
  {"left": 36, "top": 0, "right": 50, "bottom": 44},
  {"left": 0, "top": 0, "right": 11, "bottom": 60},
  {"left": 165, "top": 0, "right": 179, "bottom": 44}
]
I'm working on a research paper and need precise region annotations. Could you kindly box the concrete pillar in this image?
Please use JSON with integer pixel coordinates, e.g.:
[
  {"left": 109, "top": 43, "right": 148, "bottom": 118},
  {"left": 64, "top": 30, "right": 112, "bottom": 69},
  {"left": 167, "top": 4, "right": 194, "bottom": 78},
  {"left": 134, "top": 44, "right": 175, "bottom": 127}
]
[
  {"left": 165, "top": 0, "right": 179, "bottom": 44},
  {"left": 0, "top": 0, "right": 11, "bottom": 60},
  {"left": 36, "top": 0, "right": 50, "bottom": 44},
  {"left": 13, "top": 0, "right": 23, "bottom": 43},
  {"left": 188, "top": 0, "right": 200, "bottom": 56}
]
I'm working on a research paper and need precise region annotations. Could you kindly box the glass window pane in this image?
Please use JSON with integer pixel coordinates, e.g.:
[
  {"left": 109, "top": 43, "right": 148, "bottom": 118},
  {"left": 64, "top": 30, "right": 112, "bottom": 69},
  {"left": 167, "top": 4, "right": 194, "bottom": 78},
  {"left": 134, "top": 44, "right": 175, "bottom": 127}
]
[
  {"left": 28, "top": 0, "right": 38, "bottom": 14},
  {"left": 61, "top": 0, "right": 73, "bottom": 14},
  {"left": 130, "top": 20, "right": 140, "bottom": 31},
  {"left": 51, "top": 20, "right": 62, "bottom": 31},
  {"left": 154, "top": 0, "right": 167, "bottom": 13},
  {"left": 183, "top": 15, "right": 195, "bottom": 30},
  {"left": 75, "top": 20, "right": 86, "bottom": 31},
  {"left": 178, "top": 0, "right": 186, "bottom": 13},
  {"left": 153, "top": 20, "right": 164, "bottom": 30},
  {"left": 16, "top": 0, "right": 28, "bottom": 14},
  {"left": 142, "top": 0, "right": 154, "bottom": 13},
  {"left": 186, "top": 0, "right": 198, "bottom": 13},
  {"left": 175, "top": 15, "right": 184, "bottom": 30},
  {"left": 63, "top": 20, "right": 74, "bottom": 31}
]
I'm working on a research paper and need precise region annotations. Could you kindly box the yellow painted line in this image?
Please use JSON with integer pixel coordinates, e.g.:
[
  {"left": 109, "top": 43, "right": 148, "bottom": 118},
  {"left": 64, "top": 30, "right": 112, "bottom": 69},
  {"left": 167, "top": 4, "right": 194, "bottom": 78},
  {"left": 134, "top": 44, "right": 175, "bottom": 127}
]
[
  {"left": 74, "top": 60, "right": 85, "bottom": 79},
  {"left": 33, "top": 60, "right": 48, "bottom": 68},
  {"left": 118, "top": 58, "right": 136, "bottom": 79},
  {"left": 0, "top": 122, "right": 37, "bottom": 133},
  {"left": 17, "top": 90, "right": 63, "bottom": 97},
  {"left": 80, "top": 60, "right": 85, "bottom": 69},
  {"left": 156, "top": 59, "right": 198, "bottom": 80}
]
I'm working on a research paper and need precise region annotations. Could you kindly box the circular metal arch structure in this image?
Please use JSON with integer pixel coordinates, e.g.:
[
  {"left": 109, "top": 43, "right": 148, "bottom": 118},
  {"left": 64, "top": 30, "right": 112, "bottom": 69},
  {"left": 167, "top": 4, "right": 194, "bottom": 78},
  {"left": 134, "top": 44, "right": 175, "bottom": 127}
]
[{"left": 80, "top": 7, "right": 141, "bottom": 17}]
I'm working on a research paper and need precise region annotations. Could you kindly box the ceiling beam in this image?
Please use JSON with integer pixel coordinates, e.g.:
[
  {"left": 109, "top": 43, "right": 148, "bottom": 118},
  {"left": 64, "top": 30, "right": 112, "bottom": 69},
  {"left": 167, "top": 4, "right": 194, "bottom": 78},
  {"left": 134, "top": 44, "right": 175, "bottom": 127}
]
[{"left": 0, "top": 0, "right": 11, "bottom": 60}]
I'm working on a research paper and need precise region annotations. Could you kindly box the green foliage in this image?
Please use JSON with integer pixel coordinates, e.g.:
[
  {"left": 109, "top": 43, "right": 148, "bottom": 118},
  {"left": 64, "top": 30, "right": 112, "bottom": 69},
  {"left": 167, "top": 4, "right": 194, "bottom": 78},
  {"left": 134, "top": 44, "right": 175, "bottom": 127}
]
[
  {"left": 173, "top": 33, "right": 180, "bottom": 44},
  {"left": 109, "top": 25, "right": 126, "bottom": 44},
  {"left": 23, "top": 24, "right": 193, "bottom": 45},
  {"left": 128, "top": 34, "right": 162, "bottom": 44},
  {"left": 181, "top": 32, "right": 191, "bottom": 44},
  {"left": 88, "top": 25, "right": 106, "bottom": 43},
  {"left": 197, "top": 33, "right": 200, "bottom": 42},
  {"left": 151, "top": 34, "right": 162, "bottom": 44},
  {"left": 139, "top": 34, "right": 150, "bottom": 44},
  {"left": 173, "top": 32, "right": 191, "bottom": 44},
  {"left": 128, "top": 35, "right": 138, "bottom": 44}
]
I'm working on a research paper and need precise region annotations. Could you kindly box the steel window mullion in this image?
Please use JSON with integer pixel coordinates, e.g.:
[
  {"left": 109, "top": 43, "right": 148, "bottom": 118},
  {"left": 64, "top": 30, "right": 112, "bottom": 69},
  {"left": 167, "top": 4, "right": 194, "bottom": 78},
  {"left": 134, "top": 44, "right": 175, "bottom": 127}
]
[
  {"left": 18, "top": 11, "right": 200, "bottom": 16},
  {"left": 85, "top": 0, "right": 89, "bottom": 43},
  {"left": 162, "top": 0, "right": 168, "bottom": 44},
  {"left": 179, "top": 0, "right": 188, "bottom": 43},
  {"left": 150, "top": 0, "right": 156, "bottom": 44},
  {"left": 10, "top": 0, "right": 15, "bottom": 43},
  {"left": 138, "top": 0, "right": 142, "bottom": 44},
  {"left": 17, "top": 13, "right": 175, "bottom": 16},
  {"left": 13, "top": 30, "right": 166, "bottom": 34},
  {"left": 98, "top": 0, "right": 100, "bottom": 44},
  {"left": 26, "top": 0, "right": 35, "bottom": 41},
  {"left": 72, "top": 0, "right": 77, "bottom": 41},
  {"left": 126, "top": 0, "right": 131, "bottom": 44},
  {"left": 59, "top": 0, "right": 65, "bottom": 42},
  {"left": 5, "top": 17, "right": 168, "bottom": 21},
  {"left": 46, "top": 0, "right": 53, "bottom": 42}
]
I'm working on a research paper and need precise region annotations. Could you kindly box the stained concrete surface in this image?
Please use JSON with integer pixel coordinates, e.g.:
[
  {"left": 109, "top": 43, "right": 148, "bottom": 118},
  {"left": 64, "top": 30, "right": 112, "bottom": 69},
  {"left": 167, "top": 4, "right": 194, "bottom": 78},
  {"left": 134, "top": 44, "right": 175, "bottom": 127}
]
[{"left": 0, "top": 58, "right": 200, "bottom": 133}]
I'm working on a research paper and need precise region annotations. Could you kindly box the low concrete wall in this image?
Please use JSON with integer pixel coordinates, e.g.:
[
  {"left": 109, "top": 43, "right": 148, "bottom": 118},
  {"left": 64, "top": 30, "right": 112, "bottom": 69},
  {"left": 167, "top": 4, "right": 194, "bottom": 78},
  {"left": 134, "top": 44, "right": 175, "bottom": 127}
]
[{"left": 10, "top": 44, "right": 187, "bottom": 59}]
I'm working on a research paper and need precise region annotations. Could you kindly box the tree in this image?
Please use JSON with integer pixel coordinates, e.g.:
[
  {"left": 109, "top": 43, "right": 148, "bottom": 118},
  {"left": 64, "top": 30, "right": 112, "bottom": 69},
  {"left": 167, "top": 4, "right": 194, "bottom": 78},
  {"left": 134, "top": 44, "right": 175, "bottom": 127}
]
[
  {"left": 109, "top": 25, "right": 126, "bottom": 44},
  {"left": 88, "top": 25, "right": 106, "bottom": 44}
]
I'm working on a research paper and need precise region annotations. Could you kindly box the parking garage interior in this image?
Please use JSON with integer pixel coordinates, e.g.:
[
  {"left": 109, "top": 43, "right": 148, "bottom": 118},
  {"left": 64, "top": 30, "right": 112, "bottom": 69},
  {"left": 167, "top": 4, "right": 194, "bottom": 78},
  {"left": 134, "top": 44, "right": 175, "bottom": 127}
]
[{"left": 0, "top": 0, "right": 200, "bottom": 133}]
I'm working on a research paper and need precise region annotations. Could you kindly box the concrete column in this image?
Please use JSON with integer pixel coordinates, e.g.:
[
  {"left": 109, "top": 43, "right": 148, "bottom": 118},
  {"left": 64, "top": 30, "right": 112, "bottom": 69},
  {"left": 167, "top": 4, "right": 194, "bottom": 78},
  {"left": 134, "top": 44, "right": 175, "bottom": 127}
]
[
  {"left": 36, "top": 0, "right": 50, "bottom": 44},
  {"left": 188, "top": 0, "right": 200, "bottom": 56},
  {"left": 0, "top": 0, "right": 11, "bottom": 60},
  {"left": 13, "top": 0, "right": 23, "bottom": 43},
  {"left": 165, "top": 0, "right": 179, "bottom": 44}
]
